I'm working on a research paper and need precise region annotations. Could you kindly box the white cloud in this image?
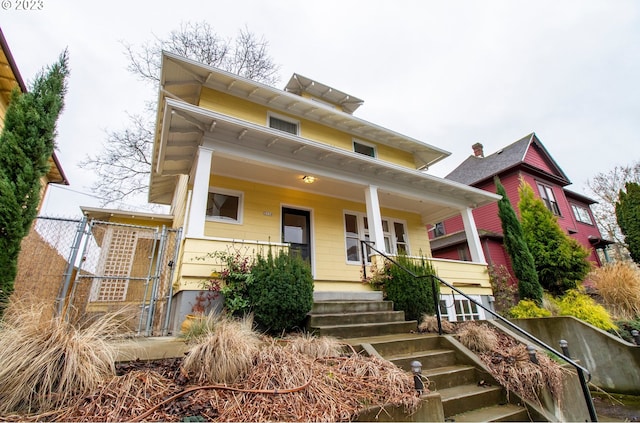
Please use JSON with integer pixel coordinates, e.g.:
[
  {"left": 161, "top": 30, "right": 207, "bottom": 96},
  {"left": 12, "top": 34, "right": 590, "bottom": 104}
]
[{"left": 2, "top": 0, "right": 639, "bottom": 216}]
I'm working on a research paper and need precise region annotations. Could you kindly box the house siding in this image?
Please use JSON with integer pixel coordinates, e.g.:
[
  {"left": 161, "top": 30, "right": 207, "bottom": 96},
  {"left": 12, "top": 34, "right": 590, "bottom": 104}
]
[
  {"left": 198, "top": 88, "right": 417, "bottom": 169},
  {"left": 523, "top": 143, "right": 555, "bottom": 175},
  {"left": 191, "top": 174, "right": 432, "bottom": 285}
]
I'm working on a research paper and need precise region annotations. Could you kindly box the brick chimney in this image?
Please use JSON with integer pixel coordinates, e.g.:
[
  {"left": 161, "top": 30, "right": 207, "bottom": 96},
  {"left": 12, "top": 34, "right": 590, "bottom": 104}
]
[{"left": 472, "top": 142, "right": 484, "bottom": 158}]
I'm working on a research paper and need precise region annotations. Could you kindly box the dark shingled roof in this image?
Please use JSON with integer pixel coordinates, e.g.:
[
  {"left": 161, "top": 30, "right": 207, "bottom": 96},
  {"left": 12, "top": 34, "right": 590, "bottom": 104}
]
[
  {"left": 446, "top": 133, "right": 534, "bottom": 185},
  {"left": 445, "top": 132, "right": 570, "bottom": 186}
]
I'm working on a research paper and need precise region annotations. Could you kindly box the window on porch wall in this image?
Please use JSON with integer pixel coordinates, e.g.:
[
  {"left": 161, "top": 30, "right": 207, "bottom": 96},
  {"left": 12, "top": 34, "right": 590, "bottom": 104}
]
[
  {"left": 439, "top": 294, "right": 484, "bottom": 321},
  {"left": 344, "top": 212, "right": 408, "bottom": 263}
]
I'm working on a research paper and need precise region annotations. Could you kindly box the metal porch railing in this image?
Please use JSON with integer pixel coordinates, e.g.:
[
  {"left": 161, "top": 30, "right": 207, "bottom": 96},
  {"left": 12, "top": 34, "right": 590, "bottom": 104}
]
[{"left": 360, "top": 240, "right": 598, "bottom": 422}]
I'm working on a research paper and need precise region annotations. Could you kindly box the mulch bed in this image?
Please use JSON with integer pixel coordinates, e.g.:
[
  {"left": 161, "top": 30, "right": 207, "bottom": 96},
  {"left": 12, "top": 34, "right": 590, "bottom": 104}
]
[{"left": 5, "top": 349, "right": 421, "bottom": 422}]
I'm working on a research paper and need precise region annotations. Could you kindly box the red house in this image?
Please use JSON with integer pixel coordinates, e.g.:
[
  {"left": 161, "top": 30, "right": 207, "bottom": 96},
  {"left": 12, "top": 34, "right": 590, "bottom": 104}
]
[{"left": 429, "top": 133, "right": 611, "bottom": 280}]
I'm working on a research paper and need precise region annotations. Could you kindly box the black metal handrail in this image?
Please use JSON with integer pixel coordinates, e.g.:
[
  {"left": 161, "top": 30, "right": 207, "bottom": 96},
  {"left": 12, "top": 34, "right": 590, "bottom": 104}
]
[{"left": 359, "top": 240, "right": 598, "bottom": 422}]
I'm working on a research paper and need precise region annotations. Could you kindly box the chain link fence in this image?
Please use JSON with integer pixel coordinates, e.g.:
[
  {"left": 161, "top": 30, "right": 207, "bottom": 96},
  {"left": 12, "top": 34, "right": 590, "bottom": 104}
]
[{"left": 14, "top": 216, "right": 181, "bottom": 336}]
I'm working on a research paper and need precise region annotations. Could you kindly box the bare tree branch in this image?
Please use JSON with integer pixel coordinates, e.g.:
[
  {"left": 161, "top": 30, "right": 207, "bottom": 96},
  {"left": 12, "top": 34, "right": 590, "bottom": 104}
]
[
  {"left": 586, "top": 160, "right": 640, "bottom": 260},
  {"left": 82, "top": 22, "right": 280, "bottom": 208}
]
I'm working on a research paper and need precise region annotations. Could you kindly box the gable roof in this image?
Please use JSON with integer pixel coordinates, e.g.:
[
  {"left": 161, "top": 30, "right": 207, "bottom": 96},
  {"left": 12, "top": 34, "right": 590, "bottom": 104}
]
[{"left": 445, "top": 133, "right": 570, "bottom": 186}]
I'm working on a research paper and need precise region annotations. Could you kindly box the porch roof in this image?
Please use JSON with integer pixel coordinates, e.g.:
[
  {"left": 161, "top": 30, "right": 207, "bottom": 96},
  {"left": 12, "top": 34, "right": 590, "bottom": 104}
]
[
  {"left": 154, "top": 52, "right": 451, "bottom": 173},
  {"left": 151, "top": 98, "right": 500, "bottom": 224}
]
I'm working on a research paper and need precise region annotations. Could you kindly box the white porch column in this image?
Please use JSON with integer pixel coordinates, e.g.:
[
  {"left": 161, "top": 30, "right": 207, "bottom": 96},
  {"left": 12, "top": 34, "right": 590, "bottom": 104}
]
[
  {"left": 186, "top": 146, "right": 214, "bottom": 238},
  {"left": 364, "top": 185, "right": 386, "bottom": 253},
  {"left": 461, "top": 207, "right": 486, "bottom": 263}
]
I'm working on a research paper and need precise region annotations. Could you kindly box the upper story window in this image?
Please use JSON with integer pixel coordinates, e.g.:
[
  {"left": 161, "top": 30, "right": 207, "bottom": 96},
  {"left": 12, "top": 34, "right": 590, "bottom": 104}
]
[
  {"left": 206, "top": 188, "right": 243, "bottom": 223},
  {"left": 571, "top": 204, "right": 593, "bottom": 225},
  {"left": 268, "top": 113, "right": 299, "bottom": 135},
  {"left": 433, "top": 222, "right": 445, "bottom": 238},
  {"left": 353, "top": 140, "right": 376, "bottom": 158},
  {"left": 536, "top": 182, "right": 561, "bottom": 216}
]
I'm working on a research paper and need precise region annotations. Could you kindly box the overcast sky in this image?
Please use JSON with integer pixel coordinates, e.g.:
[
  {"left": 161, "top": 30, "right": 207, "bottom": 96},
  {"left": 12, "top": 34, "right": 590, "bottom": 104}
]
[{"left": 2, "top": 0, "right": 639, "bottom": 217}]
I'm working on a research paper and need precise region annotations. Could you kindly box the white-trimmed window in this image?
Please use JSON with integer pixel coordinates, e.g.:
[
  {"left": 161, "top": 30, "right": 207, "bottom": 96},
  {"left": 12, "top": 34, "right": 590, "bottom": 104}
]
[
  {"left": 353, "top": 140, "right": 376, "bottom": 158},
  {"left": 344, "top": 211, "right": 409, "bottom": 263},
  {"left": 439, "top": 294, "right": 485, "bottom": 322},
  {"left": 537, "top": 182, "right": 561, "bottom": 215},
  {"left": 571, "top": 204, "right": 593, "bottom": 225},
  {"left": 433, "top": 222, "right": 445, "bottom": 238},
  {"left": 268, "top": 112, "right": 299, "bottom": 135},
  {"left": 206, "top": 188, "right": 243, "bottom": 223}
]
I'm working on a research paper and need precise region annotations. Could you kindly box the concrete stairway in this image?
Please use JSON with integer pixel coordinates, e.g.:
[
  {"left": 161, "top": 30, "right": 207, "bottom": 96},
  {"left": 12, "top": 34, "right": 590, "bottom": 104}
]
[
  {"left": 307, "top": 300, "right": 418, "bottom": 338},
  {"left": 358, "top": 334, "right": 531, "bottom": 422},
  {"left": 308, "top": 300, "right": 532, "bottom": 422}
]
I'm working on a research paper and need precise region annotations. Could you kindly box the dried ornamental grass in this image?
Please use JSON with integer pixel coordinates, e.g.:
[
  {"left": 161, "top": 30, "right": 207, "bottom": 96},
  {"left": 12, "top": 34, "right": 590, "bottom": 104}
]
[
  {"left": 0, "top": 301, "right": 120, "bottom": 415},
  {"left": 181, "top": 314, "right": 261, "bottom": 384},
  {"left": 282, "top": 332, "right": 345, "bottom": 358},
  {"left": 455, "top": 322, "right": 499, "bottom": 352},
  {"left": 42, "top": 341, "right": 422, "bottom": 422},
  {"left": 480, "top": 343, "right": 566, "bottom": 405},
  {"left": 418, "top": 314, "right": 455, "bottom": 333},
  {"left": 589, "top": 261, "right": 640, "bottom": 319}
]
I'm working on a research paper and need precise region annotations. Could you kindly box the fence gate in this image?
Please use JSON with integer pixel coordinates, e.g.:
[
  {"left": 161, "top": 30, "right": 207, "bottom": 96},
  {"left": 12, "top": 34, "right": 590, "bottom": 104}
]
[{"left": 16, "top": 216, "right": 182, "bottom": 336}]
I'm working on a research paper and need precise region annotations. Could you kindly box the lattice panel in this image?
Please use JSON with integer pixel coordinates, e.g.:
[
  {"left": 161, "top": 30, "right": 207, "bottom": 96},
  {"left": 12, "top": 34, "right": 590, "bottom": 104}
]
[{"left": 91, "top": 228, "right": 138, "bottom": 302}]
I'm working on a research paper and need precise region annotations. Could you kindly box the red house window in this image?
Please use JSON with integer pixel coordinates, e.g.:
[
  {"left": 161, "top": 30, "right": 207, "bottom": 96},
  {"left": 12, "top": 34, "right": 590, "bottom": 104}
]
[{"left": 537, "top": 182, "right": 561, "bottom": 216}]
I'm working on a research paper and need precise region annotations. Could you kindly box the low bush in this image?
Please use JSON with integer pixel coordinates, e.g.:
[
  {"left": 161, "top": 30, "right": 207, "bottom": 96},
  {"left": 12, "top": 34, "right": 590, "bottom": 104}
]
[
  {"left": 181, "top": 314, "right": 260, "bottom": 384},
  {"left": 556, "top": 289, "right": 617, "bottom": 331},
  {"left": 508, "top": 299, "right": 552, "bottom": 319},
  {"left": 456, "top": 322, "right": 499, "bottom": 352},
  {"left": 248, "top": 250, "right": 314, "bottom": 333},
  {"left": 0, "top": 301, "right": 119, "bottom": 414},
  {"left": 588, "top": 261, "right": 640, "bottom": 320},
  {"left": 613, "top": 318, "right": 640, "bottom": 343},
  {"left": 418, "top": 314, "right": 455, "bottom": 334},
  {"left": 487, "top": 265, "right": 518, "bottom": 315},
  {"left": 383, "top": 254, "right": 438, "bottom": 322}
]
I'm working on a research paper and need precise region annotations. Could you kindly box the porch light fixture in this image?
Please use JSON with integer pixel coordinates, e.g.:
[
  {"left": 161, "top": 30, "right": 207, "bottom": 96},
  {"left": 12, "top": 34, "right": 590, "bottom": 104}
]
[{"left": 302, "top": 175, "right": 316, "bottom": 184}]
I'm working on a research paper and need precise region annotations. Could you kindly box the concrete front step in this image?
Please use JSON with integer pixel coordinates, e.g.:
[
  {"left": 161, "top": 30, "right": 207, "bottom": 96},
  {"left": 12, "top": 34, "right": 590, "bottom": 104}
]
[
  {"left": 310, "top": 320, "right": 418, "bottom": 338},
  {"left": 449, "top": 403, "right": 530, "bottom": 422},
  {"left": 364, "top": 333, "right": 441, "bottom": 356},
  {"left": 422, "top": 365, "right": 478, "bottom": 390},
  {"left": 388, "top": 348, "right": 457, "bottom": 371},
  {"left": 309, "top": 310, "right": 406, "bottom": 326},
  {"left": 311, "top": 300, "right": 393, "bottom": 314},
  {"left": 439, "top": 383, "right": 505, "bottom": 417}
]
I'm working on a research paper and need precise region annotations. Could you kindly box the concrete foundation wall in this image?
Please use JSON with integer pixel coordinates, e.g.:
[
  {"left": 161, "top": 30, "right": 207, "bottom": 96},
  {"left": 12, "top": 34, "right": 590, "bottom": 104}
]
[{"left": 511, "top": 316, "right": 640, "bottom": 395}]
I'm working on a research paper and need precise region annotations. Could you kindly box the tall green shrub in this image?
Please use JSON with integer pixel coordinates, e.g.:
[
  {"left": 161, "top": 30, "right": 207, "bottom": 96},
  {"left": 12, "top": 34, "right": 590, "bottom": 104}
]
[
  {"left": 248, "top": 250, "right": 313, "bottom": 333},
  {"left": 0, "top": 51, "right": 69, "bottom": 309},
  {"left": 383, "top": 255, "right": 437, "bottom": 321},
  {"left": 495, "top": 177, "right": 542, "bottom": 303},
  {"left": 518, "top": 180, "right": 591, "bottom": 295},
  {"left": 616, "top": 182, "right": 640, "bottom": 265}
]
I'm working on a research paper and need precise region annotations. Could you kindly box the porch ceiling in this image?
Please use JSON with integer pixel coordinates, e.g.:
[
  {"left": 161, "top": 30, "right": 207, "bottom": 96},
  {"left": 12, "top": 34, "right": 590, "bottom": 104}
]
[{"left": 151, "top": 99, "right": 500, "bottom": 224}]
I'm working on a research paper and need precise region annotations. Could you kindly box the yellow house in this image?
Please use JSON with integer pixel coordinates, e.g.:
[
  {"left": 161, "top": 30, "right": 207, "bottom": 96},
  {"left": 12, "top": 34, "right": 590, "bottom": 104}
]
[{"left": 130, "top": 51, "right": 501, "bottom": 329}]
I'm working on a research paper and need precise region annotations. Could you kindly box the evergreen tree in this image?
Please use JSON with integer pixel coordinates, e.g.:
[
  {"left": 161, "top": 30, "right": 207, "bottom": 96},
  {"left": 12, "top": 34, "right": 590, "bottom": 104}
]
[
  {"left": 616, "top": 182, "right": 640, "bottom": 264},
  {"left": 0, "top": 51, "right": 69, "bottom": 309},
  {"left": 518, "top": 179, "right": 591, "bottom": 295},
  {"left": 494, "top": 177, "right": 543, "bottom": 303}
]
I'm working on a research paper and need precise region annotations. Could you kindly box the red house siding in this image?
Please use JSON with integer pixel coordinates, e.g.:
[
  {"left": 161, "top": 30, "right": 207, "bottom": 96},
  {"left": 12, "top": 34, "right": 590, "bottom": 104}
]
[
  {"left": 431, "top": 165, "right": 604, "bottom": 277},
  {"left": 523, "top": 143, "right": 555, "bottom": 175}
]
